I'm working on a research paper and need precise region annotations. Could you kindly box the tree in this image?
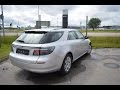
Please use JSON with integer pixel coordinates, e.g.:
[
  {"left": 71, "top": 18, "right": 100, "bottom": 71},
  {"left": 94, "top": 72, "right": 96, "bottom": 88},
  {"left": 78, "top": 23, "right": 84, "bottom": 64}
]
[{"left": 88, "top": 18, "right": 101, "bottom": 31}]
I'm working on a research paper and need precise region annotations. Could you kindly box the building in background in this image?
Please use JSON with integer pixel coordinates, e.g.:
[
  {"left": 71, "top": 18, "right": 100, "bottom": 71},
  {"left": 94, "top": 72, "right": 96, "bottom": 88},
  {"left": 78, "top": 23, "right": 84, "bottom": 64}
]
[
  {"left": 62, "top": 9, "right": 68, "bottom": 28},
  {"left": 102, "top": 25, "right": 120, "bottom": 30},
  {"left": 36, "top": 21, "right": 50, "bottom": 29}
]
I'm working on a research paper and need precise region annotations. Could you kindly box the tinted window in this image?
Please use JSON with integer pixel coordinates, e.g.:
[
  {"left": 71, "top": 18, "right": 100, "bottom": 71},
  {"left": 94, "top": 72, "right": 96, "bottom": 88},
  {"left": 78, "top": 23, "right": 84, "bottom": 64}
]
[{"left": 17, "top": 31, "right": 63, "bottom": 44}]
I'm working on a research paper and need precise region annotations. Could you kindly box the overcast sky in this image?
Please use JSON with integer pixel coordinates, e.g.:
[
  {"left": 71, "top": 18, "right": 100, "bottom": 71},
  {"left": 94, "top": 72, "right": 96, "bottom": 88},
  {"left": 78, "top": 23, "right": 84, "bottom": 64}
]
[{"left": 1, "top": 5, "right": 120, "bottom": 27}]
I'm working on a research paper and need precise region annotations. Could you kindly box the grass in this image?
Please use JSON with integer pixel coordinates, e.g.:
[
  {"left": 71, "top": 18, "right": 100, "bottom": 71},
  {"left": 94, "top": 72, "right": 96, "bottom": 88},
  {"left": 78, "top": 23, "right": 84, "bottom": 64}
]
[
  {"left": 0, "top": 36, "right": 120, "bottom": 61},
  {"left": 5, "top": 29, "right": 24, "bottom": 33},
  {"left": 89, "top": 36, "right": 120, "bottom": 48},
  {"left": 0, "top": 44, "right": 11, "bottom": 60},
  {"left": 0, "top": 36, "right": 17, "bottom": 61},
  {"left": 80, "top": 29, "right": 120, "bottom": 33},
  {"left": 1, "top": 36, "right": 18, "bottom": 44}
]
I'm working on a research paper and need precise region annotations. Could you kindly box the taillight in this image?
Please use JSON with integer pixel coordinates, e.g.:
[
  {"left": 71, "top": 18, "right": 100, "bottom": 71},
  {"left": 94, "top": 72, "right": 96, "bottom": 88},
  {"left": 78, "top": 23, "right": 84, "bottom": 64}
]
[
  {"left": 33, "top": 49, "right": 40, "bottom": 55},
  {"left": 33, "top": 46, "right": 55, "bottom": 56}
]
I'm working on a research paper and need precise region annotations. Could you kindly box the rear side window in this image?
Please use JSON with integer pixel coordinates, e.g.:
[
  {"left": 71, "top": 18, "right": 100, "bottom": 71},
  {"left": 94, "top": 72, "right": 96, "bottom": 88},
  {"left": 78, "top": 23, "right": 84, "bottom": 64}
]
[
  {"left": 40, "top": 32, "right": 64, "bottom": 44},
  {"left": 68, "top": 31, "right": 85, "bottom": 40},
  {"left": 16, "top": 31, "right": 64, "bottom": 44}
]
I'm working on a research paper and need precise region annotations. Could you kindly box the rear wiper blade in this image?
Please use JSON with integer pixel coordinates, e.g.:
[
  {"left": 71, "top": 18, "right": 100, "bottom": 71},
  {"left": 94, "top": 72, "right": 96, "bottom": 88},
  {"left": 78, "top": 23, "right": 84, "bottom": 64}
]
[{"left": 17, "top": 40, "right": 25, "bottom": 43}]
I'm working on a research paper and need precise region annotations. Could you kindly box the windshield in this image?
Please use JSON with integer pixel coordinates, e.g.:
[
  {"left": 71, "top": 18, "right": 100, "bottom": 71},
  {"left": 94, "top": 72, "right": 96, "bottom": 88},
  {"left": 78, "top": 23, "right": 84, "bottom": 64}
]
[{"left": 16, "top": 31, "right": 64, "bottom": 44}]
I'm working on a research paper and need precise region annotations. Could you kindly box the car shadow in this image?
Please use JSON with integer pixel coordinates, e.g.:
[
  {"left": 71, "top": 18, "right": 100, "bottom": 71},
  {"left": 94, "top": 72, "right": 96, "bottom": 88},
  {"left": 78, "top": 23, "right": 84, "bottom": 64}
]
[{"left": 15, "top": 54, "right": 94, "bottom": 85}]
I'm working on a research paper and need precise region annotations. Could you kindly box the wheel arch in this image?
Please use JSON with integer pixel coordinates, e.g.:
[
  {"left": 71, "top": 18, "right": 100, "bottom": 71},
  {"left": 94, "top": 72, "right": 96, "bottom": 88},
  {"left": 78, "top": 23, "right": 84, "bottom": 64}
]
[{"left": 64, "top": 52, "right": 73, "bottom": 63}]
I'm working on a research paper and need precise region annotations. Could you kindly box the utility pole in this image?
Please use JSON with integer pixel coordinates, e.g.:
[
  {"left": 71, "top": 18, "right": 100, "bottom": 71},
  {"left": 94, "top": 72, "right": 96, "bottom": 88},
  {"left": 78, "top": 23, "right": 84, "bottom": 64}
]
[
  {"left": 17, "top": 21, "right": 19, "bottom": 37},
  {"left": 57, "top": 17, "right": 58, "bottom": 28},
  {"left": 38, "top": 5, "right": 39, "bottom": 21},
  {"left": 0, "top": 25, "right": 1, "bottom": 48},
  {"left": 86, "top": 16, "right": 88, "bottom": 36},
  {"left": 80, "top": 22, "right": 82, "bottom": 29},
  {"left": 38, "top": 5, "right": 41, "bottom": 29},
  {"left": 1, "top": 5, "right": 5, "bottom": 37}
]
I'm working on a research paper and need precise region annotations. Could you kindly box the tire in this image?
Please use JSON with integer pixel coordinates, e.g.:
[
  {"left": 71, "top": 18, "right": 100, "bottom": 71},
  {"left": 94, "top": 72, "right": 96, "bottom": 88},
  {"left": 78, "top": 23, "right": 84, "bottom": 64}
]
[
  {"left": 59, "top": 54, "right": 72, "bottom": 75},
  {"left": 87, "top": 42, "right": 92, "bottom": 54}
]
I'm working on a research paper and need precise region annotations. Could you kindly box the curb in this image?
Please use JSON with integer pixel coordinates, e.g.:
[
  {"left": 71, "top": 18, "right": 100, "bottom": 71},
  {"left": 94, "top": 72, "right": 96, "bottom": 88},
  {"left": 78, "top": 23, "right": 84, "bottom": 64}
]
[{"left": 0, "top": 56, "right": 9, "bottom": 64}]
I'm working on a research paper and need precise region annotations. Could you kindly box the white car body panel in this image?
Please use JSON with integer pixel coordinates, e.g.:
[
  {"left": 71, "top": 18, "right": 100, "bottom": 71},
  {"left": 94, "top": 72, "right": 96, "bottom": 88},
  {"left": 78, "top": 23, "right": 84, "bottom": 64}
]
[{"left": 9, "top": 28, "right": 91, "bottom": 73}]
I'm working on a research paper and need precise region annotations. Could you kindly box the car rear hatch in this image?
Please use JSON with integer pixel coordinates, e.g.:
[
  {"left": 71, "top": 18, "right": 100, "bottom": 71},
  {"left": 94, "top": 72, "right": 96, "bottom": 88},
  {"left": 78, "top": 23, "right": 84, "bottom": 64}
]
[{"left": 11, "top": 31, "right": 48, "bottom": 64}]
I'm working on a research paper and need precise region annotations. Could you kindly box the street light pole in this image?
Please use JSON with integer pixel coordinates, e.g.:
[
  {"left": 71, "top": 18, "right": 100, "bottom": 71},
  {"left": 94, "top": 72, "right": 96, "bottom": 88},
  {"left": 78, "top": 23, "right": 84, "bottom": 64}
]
[{"left": 1, "top": 5, "right": 5, "bottom": 37}]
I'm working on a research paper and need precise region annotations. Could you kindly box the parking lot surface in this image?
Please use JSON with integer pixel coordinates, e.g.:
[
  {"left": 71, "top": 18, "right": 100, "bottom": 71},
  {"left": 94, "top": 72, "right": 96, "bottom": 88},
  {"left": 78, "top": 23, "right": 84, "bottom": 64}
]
[{"left": 0, "top": 48, "right": 120, "bottom": 85}]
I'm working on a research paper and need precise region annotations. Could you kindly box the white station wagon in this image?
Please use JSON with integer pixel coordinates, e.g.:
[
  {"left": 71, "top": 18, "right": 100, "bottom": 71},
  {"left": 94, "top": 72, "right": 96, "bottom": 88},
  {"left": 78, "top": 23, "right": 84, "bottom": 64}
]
[{"left": 9, "top": 28, "right": 92, "bottom": 75}]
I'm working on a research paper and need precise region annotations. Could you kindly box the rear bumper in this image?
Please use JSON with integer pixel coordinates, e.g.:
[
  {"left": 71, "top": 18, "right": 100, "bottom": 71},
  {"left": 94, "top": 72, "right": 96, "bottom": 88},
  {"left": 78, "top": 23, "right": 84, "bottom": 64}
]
[{"left": 9, "top": 52, "right": 61, "bottom": 73}]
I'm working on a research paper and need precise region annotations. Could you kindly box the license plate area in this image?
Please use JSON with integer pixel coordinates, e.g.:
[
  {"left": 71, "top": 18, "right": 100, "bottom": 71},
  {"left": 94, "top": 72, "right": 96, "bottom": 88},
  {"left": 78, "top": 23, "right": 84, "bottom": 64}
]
[{"left": 16, "top": 48, "right": 29, "bottom": 55}]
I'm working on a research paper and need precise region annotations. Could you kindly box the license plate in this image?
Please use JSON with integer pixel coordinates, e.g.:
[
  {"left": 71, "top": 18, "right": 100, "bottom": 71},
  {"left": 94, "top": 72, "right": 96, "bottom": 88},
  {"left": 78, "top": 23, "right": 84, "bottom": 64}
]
[{"left": 16, "top": 49, "right": 29, "bottom": 55}]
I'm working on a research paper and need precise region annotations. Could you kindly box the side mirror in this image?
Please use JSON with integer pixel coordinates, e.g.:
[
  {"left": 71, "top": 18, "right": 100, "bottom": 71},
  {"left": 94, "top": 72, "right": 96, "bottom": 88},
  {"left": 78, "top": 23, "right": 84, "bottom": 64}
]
[{"left": 85, "top": 36, "right": 89, "bottom": 39}]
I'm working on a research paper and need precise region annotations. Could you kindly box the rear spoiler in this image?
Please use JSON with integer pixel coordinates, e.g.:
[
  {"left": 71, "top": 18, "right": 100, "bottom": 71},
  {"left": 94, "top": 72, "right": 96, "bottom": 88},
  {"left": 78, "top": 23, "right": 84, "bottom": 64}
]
[{"left": 25, "top": 31, "right": 48, "bottom": 34}]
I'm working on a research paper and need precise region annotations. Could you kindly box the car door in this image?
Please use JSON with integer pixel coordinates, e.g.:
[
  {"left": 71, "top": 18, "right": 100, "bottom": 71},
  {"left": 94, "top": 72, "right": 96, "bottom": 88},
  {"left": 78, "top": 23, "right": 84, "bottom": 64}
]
[
  {"left": 74, "top": 31, "right": 88, "bottom": 55},
  {"left": 67, "top": 31, "right": 82, "bottom": 61}
]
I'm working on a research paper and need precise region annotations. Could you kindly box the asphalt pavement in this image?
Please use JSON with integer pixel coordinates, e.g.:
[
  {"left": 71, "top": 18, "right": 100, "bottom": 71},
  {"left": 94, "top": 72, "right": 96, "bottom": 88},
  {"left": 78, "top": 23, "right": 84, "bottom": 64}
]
[{"left": 0, "top": 48, "right": 120, "bottom": 85}]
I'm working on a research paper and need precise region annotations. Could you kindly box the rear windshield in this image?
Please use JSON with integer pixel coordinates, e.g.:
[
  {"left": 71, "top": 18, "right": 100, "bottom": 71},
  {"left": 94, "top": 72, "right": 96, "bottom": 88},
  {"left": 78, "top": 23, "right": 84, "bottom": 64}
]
[{"left": 16, "top": 31, "right": 64, "bottom": 44}]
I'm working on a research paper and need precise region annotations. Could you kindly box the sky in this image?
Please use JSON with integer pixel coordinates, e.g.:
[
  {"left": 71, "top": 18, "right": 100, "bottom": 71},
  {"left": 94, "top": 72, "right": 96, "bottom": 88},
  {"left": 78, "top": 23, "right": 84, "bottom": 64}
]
[{"left": 1, "top": 5, "right": 120, "bottom": 27}]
